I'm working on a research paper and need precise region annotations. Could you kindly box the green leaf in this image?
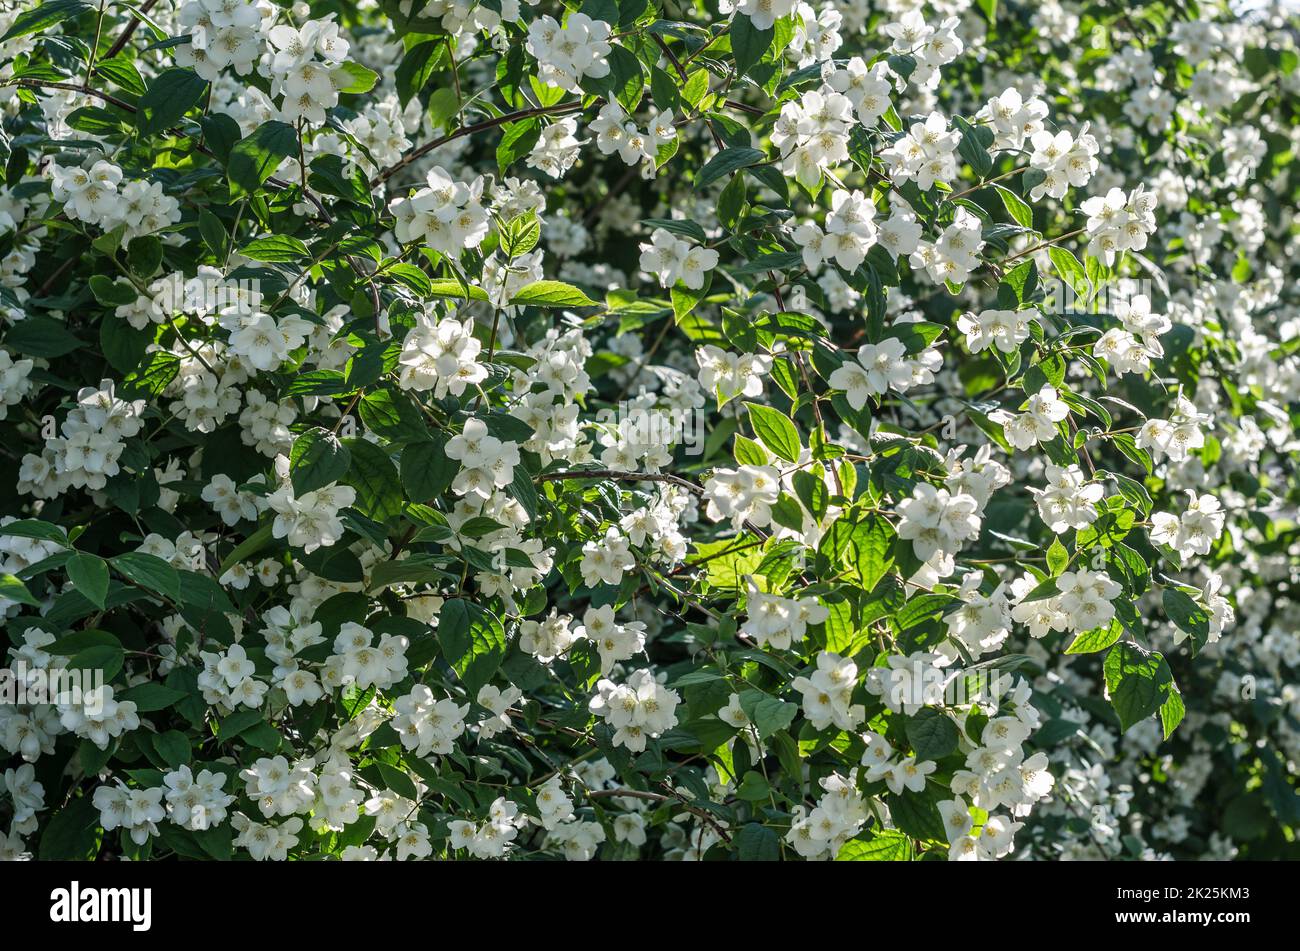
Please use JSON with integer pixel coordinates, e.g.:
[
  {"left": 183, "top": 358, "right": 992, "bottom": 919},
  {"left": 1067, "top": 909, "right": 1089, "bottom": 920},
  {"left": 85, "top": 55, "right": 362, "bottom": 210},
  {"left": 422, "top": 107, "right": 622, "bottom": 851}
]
[
  {"left": 695, "top": 147, "right": 766, "bottom": 191},
  {"left": 291, "top": 427, "right": 351, "bottom": 496},
  {"left": 717, "top": 173, "right": 748, "bottom": 230},
  {"left": 152, "top": 729, "right": 192, "bottom": 768},
  {"left": 1018, "top": 576, "right": 1059, "bottom": 603},
  {"left": 1159, "top": 681, "right": 1185, "bottom": 740},
  {"left": 0, "top": 518, "right": 68, "bottom": 545},
  {"left": 0, "top": 572, "right": 40, "bottom": 607},
  {"left": 396, "top": 40, "right": 441, "bottom": 106},
  {"left": 69, "top": 643, "right": 125, "bottom": 682},
  {"left": 1048, "top": 246, "right": 1089, "bottom": 297},
  {"left": 1046, "top": 536, "right": 1068, "bottom": 575},
  {"left": 1, "top": 0, "right": 91, "bottom": 43},
  {"left": 732, "top": 434, "right": 768, "bottom": 466},
  {"left": 1162, "top": 588, "right": 1209, "bottom": 653},
  {"left": 436, "top": 598, "right": 506, "bottom": 695},
  {"left": 228, "top": 121, "right": 298, "bottom": 199},
  {"left": 496, "top": 118, "right": 541, "bottom": 173},
  {"left": 792, "top": 470, "right": 829, "bottom": 520},
  {"left": 891, "top": 592, "right": 959, "bottom": 632},
  {"left": 99, "top": 319, "right": 148, "bottom": 379},
  {"left": 904, "top": 708, "right": 959, "bottom": 759},
  {"left": 737, "top": 770, "right": 771, "bottom": 801},
  {"left": 371, "top": 762, "right": 417, "bottom": 802},
  {"left": 93, "top": 56, "right": 147, "bottom": 95},
  {"left": 499, "top": 212, "right": 541, "bottom": 259},
  {"left": 605, "top": 44, "right": 645, "bottom": 113},
  {"left": 79, "top": 736, "right": 114, "bottom": 776},
  {"left": 218, "top": 523, "right": 274, "bottom": 575},
  {"left": 749, "top": 694, "right": 797, "bottom": 740},
  {"left": 994, "top": 183, "right": 1033, "bottom": 228},
  {"left": 219, "top": 708, "right": 266, "bottom": 740},
  {"left": 111, "top": 551, "right": 181, "bottom": 602},
  {"left": 821, "top": 600, "right": 867, "bottom": 655},
  {"left": 744, "top": 402, "right": 801, "bottom": 463},
  {"left": 1064, "top": 622, "right": 1122, "bottom": 655},
  {"left": 953, "top": 115, "right": 994, "bottom": 178},
  {"left": 195, "top": 208, "right": 228, "bottom": 260},
  {"left": 66, "top": 106, "right": 125, "bottom": 136},
  {"left": 126, "top": 235, "right": 163, "bottom": 279},
  {"left": 682, "top": 68, "right": 709, "bottom": 108},
  {"left": 649, "top": 64, "right": 681, "bottom": 113},
  {"left": 731, "top": 15, "right": 775, "bottom": 78},
  {"left": 1111, "top": 472, "right": 1152, "bottom": 517},
  {"left": 887, "top": 788, "right": 946, "bottom": 841},
  {"left": 38, "top": 796, "right": 101, "bottom": 860},
  {"left": 836, "top": 830, "right": 913, "bottom": 861},
  {"left": 1103, "top": 642, "right": 1177, "bottom": 733},
  {"left": 401, "top": 438, "right": 459, "bottom": 502},
  {"left": 641, "top": 217, "right": 707, "bottom": 243},
  {"left": 136, "top": 68, "right": 207, "bottom": 137},
  {"left": 735, "top": 822, "right": 780, "bottom": 860},
  {"left": 509, "top": 280, "right": 598, "bottom": 308},
  {"left": 848, "top": 513, "right": 895, "bottom": 591},
  {"left": 120, "top": 683, "right": 189, "bottom": 713},
  {"left": 427, "top": 279, "right": 489, "bottom": 301},
  {"left": 66, "top": 552, "right": 109, "bottom": 610},
  {"left": 192, "top": 823, "right": 233, "bottom": 860},
  {"left": 238, "top": 235, "right": 309, "bottom": 262},
  {"left": 671, "top": 273, "right": 711, "bottom": 322},
  {"left": 341, "top": 438, "right": 403, "bottom": 523},
  {"left": 336, "top": 61, "right": 379, "bottom": 94},
  {"left": 5, "top": 316, "right": 83, "bottom": 357},
  {"left": 89, "top": 274, "right": 137, "bottom": 307}
]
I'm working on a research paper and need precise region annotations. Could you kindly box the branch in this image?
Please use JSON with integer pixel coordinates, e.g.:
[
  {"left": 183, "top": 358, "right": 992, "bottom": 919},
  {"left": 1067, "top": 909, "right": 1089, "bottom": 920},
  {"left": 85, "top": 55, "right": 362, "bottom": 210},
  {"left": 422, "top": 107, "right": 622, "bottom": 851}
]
[
  {"left": 103, "top": 0, "right": 158, "bottom": 60},
  {"left": 1005, "top": 227, "right": 1087, "bottom": 263},
  {"left": 370, "top": 101, "right": 584, "bottom": 188},
  {"left": 6, "top": 78, "right": 135, "bottom": 114},
  {"left": 586, "top": 788, "right": 670, "bottom": 802},
  {"left": 536, "top": 469, "right": 703, "bottom": 494}
]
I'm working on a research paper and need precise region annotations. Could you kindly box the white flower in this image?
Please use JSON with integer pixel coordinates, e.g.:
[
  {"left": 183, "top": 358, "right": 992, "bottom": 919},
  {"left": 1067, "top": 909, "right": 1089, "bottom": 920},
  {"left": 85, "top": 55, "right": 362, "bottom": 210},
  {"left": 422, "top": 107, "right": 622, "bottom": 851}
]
[
  {"left": 389, "top": 166, "right": 490, "bottom": 256},
  {"left": 957, "top": 308, "right": 1036, "bottom": 355},
  {"left": 792, "top": 652, "right": 865, "bottom": 731},
  {"left": 881, "top": 112, "right": 960, "bottom": 191},
  {"left": 580, "top": 527, "right": 637, "bottom": 587},
  {"left": 391, "top": 685, "right": 470, "bottom": 757},
  {"left": 992, "top": 385, "right": 1070, "bottom": 451},
  {"left": 703, "top": 465, "right": 781, "bottom": 531},
  {"left": 1150, "top": 493, "right": 1225, "bottom": 559},
  {"left": 588, "top": 668, "right": 680, "bottom": 751},
  {"left": 1082, "top": 185, "right": 1158, "bottom": 266},
  {"left": 695, "top": 346, "right": 771, "bottom": 404},
  {"left": 526, "top": 13, "right": 613, "bottom": 90},
  {"left": 639, "top": 228, "right": 718, "bottom": 289}
]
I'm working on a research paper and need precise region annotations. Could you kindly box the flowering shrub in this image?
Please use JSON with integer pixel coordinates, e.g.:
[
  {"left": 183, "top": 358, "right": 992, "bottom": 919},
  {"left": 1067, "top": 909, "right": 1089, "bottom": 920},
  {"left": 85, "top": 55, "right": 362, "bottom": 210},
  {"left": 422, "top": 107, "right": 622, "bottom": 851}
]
[{"left": 0, "top": 0, "right": 1298, "bottom": 863}]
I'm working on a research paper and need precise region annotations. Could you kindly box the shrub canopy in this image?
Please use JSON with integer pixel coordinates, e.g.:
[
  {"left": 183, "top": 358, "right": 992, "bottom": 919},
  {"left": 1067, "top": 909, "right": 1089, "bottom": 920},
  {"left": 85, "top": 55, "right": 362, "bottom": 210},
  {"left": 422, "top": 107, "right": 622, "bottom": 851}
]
[{"left": 0, "top": 0, "right": 1298, "bottom": 861}]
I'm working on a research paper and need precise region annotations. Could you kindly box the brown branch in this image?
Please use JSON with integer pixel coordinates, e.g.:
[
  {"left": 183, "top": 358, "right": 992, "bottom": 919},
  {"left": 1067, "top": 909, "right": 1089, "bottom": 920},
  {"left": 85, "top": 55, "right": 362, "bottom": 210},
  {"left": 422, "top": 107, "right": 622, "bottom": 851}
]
[
  {"left": 1005, "top": 227, "right": 1087, "bottom": 263},
  {"left": 7, "top": 78, "right": 135, "bottom": 114},
  {"left": 370, "top": 101, "right": 584, "bottom": 188},
  {"left": 103, "top": 0, "right": 159, "bottom": 60},
  {"left": 537, "top": 469, "right": 703, "bottom": 494}
]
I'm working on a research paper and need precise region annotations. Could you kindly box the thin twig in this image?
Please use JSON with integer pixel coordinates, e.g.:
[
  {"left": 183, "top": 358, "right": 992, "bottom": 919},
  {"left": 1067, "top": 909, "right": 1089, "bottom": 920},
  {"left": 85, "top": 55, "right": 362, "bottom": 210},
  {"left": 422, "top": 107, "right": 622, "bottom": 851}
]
[
  {"left": 370, "top": 102, "right": 584, "bottom": 187},
  {"left": 103, "top": 0, "right": 159, "bottom": 60}
]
